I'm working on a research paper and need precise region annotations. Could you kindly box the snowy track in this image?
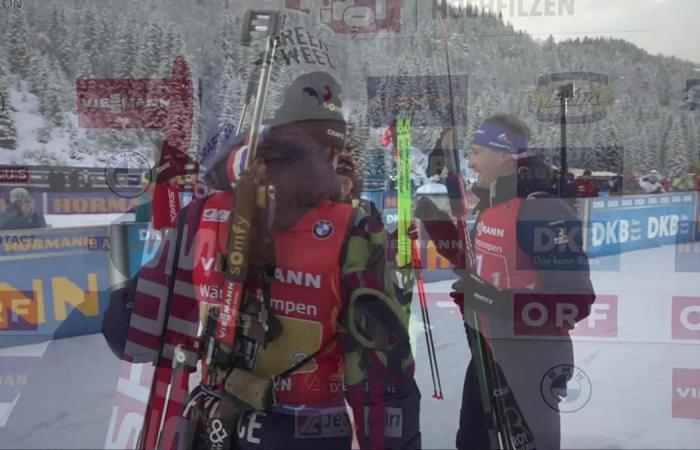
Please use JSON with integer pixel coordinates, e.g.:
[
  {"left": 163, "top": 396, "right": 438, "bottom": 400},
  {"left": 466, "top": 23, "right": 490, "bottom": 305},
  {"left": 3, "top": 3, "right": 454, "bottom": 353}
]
[{"left": 1, "top": 244, "right": 699, "bottom": 449}]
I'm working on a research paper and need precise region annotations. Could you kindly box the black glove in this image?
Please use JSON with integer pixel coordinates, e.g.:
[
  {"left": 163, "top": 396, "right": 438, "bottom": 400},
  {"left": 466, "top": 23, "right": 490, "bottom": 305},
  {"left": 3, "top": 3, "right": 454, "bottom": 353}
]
[{"left": 450, "top": 272, "right": 512, "bottom": 318}]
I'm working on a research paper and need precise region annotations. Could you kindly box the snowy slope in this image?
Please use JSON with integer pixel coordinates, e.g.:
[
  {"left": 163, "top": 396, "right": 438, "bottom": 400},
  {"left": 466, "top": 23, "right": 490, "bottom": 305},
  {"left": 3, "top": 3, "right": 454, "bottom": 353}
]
[
  {"left": 1, "top": 243, "right": 698, "bottom": 449},
  {"left": 0, "top": 82, "right": 155, "bottom": 168}
]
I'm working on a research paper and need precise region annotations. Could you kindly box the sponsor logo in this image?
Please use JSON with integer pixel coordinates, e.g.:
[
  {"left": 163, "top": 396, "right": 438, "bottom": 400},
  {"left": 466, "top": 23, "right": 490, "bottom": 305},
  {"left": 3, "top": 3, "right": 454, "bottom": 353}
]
[
  {"left": 531, "top": 72, "right": 614, "bottom": 124},
  {"left": 496, "top": 131, "right": 514, "bottom": 145},
  {"left": 590, "top": 214, "right": 683, "bottom": 247},
  {"left": 104, "top": 363, "right": 153, "bottom": 449},
  {"left": 237, "top": 411, "right": 264, "bottom": 444},
  {"left": 433, "top": 0, "right": 575, "bottom": 19},
  {"left": 327, "top": 128, "right": 345, "bottom": 140},
  {"left": 80, "top": 95, "right": 170, "bottom": 113},
  {"left": 367, "top": 75, "right": 468, "bottom": 128},
  {"left": 274, "top": 268, "right": 322, "bottom": 289},
  {"left": 672, "top": 297, "right": 700, "bottom": 340},
  {"left": 0, "top": 166, "right": 28, "bottom": 183},
  {"left": 0, "top": 0, "right": 23, "bottom": 10},
  {"left": 313, "top": 220, "right": 334, "bottom": 239},
  {"left": 474, "top": 238, "right": 503, "bottom": 255},
  {"left": 167, "top": 188, "right": 178, "bottom": 224},
  {"left": 476, "top": 222, "right": 505, "bottom": 238},
  {"left": 270, "top": 24, "right": 337, "bottom": 69},
  {"left": 105, "top": 151, "right": 151, "bottom": 199},
  {"left": 294, "top": 408, "right": 351, "bottom": 438},
  {"left": 198, "top": 284, "right": 222, "bottom": 301},
  {"left": 514, "top": 294, "right": 617, "bottom": 337},
  {"left": 270, "top": 298, "right": 319, "bottom": 317},
  {"left": 286, "top": 0, "right": 402, "bottom": 34},
  {"left": 540, "top": 365, "right": 591, "bottom": 413},
  {"left": 209, "top": 418, "right": 229, "bottom": 448},
  {"left": 87, "top": 236, "right": 110, "bottom": 252},
  {"left": 202, "top": 208, "right": 231, "bottom": 223},
  {"left": 227, "top": 216, "right": 250, "bottom": 277},
  {"left": 672, "top": 368, "right": 700, "bottom": 419},
  {"left": 363, "top": 406, "right": 403, "bottom": 438}
]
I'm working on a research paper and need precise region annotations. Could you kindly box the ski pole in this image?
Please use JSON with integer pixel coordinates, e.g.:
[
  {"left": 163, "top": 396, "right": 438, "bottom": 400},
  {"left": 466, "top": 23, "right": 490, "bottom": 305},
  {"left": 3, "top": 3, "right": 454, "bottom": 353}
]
[
  {"left": 396, "top": 112, "right": 444, "bottom": 400},
  {"left": 558, "top": 83, "right": 573, "bottom": 197},
  {"left": 410, "top": 237, "right": 444, "bottom": 400}
]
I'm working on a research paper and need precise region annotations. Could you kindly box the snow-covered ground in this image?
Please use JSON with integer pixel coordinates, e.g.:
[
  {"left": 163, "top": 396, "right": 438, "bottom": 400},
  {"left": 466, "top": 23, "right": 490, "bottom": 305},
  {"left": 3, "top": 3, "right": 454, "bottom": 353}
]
[
  {"left": 1, "top": 243, "right": 699, "bottom": 449},
  {"left": 44, "top": 213, "right": 134, "bottom": 229}
]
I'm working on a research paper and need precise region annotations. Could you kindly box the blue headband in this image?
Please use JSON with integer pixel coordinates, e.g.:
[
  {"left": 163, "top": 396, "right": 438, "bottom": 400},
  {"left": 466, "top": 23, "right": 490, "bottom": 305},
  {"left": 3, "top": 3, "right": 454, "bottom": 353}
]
[{"left": 472, "top": 122, "right": 527, "bottom": 158}]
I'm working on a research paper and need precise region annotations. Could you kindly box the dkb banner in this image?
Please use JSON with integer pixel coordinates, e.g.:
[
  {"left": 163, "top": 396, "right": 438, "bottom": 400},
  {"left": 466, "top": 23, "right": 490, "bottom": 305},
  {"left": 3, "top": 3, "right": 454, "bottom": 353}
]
[{"left": 584, "top": 193, "right": 697, "bottom": 258}]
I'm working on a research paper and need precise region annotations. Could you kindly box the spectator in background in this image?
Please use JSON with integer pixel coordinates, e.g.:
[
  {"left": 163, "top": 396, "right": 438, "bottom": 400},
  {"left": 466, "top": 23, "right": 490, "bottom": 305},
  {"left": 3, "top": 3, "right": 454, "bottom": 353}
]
[
  {"left": 639, "top": 169, "right": 666, "bottom": 194},
  {"left": 0, "top": 187, "right": 47, "bottom": 230},
  {"left": 609, "top": 174, "right": 623, "bottom": 195},
  {"left": 661, "top": 174, "right": 672, "bottom": 193},
  {"left": 576, "top": 169, "right": 599, "bottom": 197},
  {"left": 623, "top": 171, "right": 642, "bottom": 195},
  {"left": 69, "top": 169, "right": 81, "bottom": 192},
  {"left": 559, "top": 171, "right": 579, "bottom": 198},
  {"left": 671, "top": 173, "right": 696, "bottom": 192},
  {"left": 48, "top": 168, "right": 66, "bottom": 192}
]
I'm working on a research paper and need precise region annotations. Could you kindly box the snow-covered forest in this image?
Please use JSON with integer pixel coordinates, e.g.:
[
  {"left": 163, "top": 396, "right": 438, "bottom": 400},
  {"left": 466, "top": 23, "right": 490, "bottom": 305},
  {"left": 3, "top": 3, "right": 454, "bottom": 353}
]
[{"left": 1, "top": 0, "right": 699, "bottom": 182}]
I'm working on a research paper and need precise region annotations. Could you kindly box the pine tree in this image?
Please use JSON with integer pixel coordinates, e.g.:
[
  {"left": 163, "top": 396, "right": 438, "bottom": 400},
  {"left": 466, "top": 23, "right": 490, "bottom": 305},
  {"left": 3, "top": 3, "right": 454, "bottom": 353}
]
[
  {"left": 598, "top": 121, "right": 622, "bottom": 173},
  {"left": 218, "top": 55, "right": 245, "bottom": 131},
  {"left": 666, "top": 119, "right": 690, "bottom": 177},
  {"left": 76, "top": 6, "right": 99, "bottom": 79},
  {"left": 0, "top": 85, "right": 17, "bottom": 150},
  {"left": 115, "top": 14, "right": 141, "bottom": 79},
  {"left": 162, "top": 27, "right": 185, "bottom": 71},
  {"left": 94, "top": 9, "right": 112, "bottom": 76},
  {"left": 26, "top": 49, "right": 50, "bottom": 98},
  {"left": 49, "top": 6, "right": 73, "bottom": 77},
  {"left": 42, "top": 58, "right": 67, "bottom": 127},
  {"left": 138, "top": 19, "right": 166, "bottom": 78},
  {"left": 7, "top": 8, "right": 30, "bottom": 78}
]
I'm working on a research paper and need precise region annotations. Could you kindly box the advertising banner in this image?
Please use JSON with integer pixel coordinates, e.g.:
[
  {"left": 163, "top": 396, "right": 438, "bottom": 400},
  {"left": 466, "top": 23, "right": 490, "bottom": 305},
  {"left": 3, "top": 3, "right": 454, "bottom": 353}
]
[
  {"left": 0, "top": 227, "right": 111, "bottom": 347},
  {"left": 45, "top": 191, "right": 144, "bottom": 215},
  {"left": 285, "top": 0, "right": 403, "bottom": 34},
  {"left": 366, "top": 75, "right": 468, "bottom": 128},
  {"left": 584, "top": 193, "right": 697, "bottom": 258}
]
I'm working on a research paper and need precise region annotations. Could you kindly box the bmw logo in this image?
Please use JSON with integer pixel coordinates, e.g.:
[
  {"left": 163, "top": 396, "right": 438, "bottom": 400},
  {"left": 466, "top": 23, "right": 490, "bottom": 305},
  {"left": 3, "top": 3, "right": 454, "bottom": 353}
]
[
  {"left": 313, "top": 220, "right": 333, "bottom": 240},
  {"left": 540, "top": 364, "right": 592, "bottom": 413}
]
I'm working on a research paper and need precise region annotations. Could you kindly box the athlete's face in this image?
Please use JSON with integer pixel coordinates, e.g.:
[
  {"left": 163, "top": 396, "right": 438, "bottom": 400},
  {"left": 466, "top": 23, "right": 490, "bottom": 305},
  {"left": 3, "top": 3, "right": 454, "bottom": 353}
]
[
  {"left": 468, "top": 145, "right": 512, "bottom": 188},
  {"left": 258, "top": 125, "right": 340, "bottom": 229}
]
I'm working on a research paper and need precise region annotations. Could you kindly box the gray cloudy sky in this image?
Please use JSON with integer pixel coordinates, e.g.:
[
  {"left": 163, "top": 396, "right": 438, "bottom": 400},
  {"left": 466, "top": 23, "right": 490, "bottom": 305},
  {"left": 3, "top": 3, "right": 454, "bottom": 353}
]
[{"left": 453, "top": 0, "right": 699, "bottom": 64}]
